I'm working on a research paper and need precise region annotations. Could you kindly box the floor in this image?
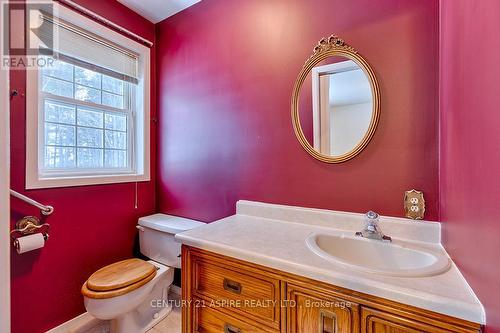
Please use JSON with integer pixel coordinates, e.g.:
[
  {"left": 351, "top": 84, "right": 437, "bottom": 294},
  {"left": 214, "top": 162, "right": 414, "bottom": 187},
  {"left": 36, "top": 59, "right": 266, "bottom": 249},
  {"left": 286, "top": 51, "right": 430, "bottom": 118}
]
[{"left": 146, "top": 297, "right": 181, "bottom": 333}]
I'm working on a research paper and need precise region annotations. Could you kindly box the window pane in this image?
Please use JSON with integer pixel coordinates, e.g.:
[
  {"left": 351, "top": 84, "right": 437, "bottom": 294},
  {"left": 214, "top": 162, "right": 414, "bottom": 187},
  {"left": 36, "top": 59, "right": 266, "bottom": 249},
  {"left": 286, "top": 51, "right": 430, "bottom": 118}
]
[
  {"left": 75, "top": 67, "right": 101, "bottom": 89},
  {"left": 37, "top": 55, "right": 137, "bottom": 175},
  {"left": 75, "top": 85, "right": 101, "bottom": 104},
  {"left": 77, "top": 148, "right": 103, "bottom": 168},
  {"left": 43, "top": 59, "right": 74, "bottom": 81},
  {"left": 102, "top": 92, "right": 124, "bottom": 109},
  {"left": 45, "top": 100, "right": 75, "bottom": 125},
  {"left": 42, "top": 76, "right": 73, "bottom": 98},
  {"left": 105, "top": 150, "right": 127, "bottom": 168},
  {"left": 105, "top": 131, "right": 127, "bottom": 149},
  {"left": 105, "top": 114, "right": 127, "bottom": 131},
  {"left": 77, "top": 108, "right": 103, "bottom": 128},
  {"left": 45, "top": 123, "right": 76, "bottom": 146},
  {"left": 102, "top": 75, "right": 123, "bottom": 95},
  {"left": 44, "top": 146, "right": 75, "bottom": 168},
  {"left": 77, "top": 127, "right": 103, "bottom": 148}
]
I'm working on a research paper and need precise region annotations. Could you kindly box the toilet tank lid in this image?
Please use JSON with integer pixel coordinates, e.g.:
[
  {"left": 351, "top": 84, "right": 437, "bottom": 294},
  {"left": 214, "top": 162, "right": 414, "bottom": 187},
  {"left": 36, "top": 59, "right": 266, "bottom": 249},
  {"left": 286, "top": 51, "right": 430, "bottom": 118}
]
[{"left": 138, "top": 214, "right": 205, "bottom": 234}]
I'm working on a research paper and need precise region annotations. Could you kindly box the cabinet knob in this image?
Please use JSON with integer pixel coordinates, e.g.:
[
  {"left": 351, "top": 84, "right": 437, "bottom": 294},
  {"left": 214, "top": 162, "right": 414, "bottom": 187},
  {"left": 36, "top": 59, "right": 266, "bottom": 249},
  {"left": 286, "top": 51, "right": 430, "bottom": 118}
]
[
  {"left": 223, "top": 278, "right": 242, "bottom": 294},
  {"left": 224, "top": 323, "right": 241, "bottom": 333}
]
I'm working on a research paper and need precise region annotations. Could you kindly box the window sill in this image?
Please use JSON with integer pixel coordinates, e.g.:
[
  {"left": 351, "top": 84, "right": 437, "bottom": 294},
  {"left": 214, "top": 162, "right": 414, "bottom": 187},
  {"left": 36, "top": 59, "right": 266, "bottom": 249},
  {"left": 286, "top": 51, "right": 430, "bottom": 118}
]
[{"left": 25, "top": 172, "right": 150, "bottom": 189}]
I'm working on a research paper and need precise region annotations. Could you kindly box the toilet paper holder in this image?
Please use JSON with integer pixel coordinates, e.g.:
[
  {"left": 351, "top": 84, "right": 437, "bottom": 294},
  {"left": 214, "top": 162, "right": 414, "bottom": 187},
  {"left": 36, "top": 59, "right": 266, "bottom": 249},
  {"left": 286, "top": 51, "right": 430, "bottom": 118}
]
[{"left": 10, "top": 216, "right": 50, "bottom": 249}]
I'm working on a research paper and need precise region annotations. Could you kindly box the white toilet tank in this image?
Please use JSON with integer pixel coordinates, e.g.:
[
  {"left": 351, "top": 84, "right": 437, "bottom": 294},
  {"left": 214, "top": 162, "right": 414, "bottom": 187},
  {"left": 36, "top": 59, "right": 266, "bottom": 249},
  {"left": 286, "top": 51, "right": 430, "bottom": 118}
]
[{"left": 137, "top": 214, "right": 205, "bottom": 268}]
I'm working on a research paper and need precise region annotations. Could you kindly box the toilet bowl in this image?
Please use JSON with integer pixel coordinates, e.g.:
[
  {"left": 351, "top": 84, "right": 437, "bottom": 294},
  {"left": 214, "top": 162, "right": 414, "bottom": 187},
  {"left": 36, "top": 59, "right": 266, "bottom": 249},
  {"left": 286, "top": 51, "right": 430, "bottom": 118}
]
[
  {"left": 81, "top": 214, "right": 205, "bottom": 333},
  {"left": 83, "top": 260, "right": 173, "bottom": 333}
]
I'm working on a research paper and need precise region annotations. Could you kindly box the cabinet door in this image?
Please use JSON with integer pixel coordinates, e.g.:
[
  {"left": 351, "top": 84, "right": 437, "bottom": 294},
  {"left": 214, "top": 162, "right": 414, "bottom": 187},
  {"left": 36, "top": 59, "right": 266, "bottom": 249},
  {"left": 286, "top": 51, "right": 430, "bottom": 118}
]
[
  {"left": 287, "top": 284, "right": 360, "bottom": 333},
  {"left": 361, "top": 307, "right": 464, "bottom": 333},
  {"left": 193, "top": 303, "right": 277, "bottom": 333}
]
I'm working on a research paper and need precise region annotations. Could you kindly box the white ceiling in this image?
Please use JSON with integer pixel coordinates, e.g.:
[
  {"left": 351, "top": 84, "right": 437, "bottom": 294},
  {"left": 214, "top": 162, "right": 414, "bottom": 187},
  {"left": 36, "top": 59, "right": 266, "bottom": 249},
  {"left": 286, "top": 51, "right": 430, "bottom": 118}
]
[{"left": 118, "top": 0, "right": 201, "bottom": 24}]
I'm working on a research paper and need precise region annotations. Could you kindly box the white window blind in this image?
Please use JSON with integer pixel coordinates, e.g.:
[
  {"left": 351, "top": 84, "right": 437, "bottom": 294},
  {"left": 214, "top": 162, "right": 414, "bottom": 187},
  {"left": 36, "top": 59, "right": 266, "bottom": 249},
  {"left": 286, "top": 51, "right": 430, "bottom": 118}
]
[{"left": 37, "top": 12, "right": 139, "bottom": 82}]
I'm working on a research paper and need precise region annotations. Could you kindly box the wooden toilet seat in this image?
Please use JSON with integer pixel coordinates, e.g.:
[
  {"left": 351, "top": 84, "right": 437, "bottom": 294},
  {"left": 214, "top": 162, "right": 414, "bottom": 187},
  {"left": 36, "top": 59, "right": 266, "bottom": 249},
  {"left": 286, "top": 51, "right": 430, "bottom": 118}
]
[{"left": 82, "top": 259, "right": 157, "bottom": 299}]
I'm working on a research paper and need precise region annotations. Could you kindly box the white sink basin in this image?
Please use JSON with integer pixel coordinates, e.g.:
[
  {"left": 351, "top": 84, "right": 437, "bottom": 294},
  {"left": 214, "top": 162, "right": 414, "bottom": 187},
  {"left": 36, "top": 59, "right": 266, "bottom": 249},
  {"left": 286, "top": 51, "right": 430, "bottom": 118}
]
[{"left": 306, "top": 233, "right": 451, "bottom": 277}]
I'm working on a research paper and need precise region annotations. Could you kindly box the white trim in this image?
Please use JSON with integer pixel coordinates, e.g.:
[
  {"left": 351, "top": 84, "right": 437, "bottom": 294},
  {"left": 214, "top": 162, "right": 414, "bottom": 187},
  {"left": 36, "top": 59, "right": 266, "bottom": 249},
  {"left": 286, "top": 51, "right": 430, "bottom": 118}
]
[
  {"left": 27, "top": 173, "right": 150, "bottom": 189},
  {"left": 311, "top": 60, "right": 358, "bottom": 151},
  {"left": 26, "top": 2, "right": 150, "bottom": 189},
  {"left": 0, "top": 11, "right": 11, "bottom": 332},
  {"left": 170, "top": 285, "right": 181, "bottom": 297},
  {"left": 45, "top": 312, "right": 107, "bottom": 333}
]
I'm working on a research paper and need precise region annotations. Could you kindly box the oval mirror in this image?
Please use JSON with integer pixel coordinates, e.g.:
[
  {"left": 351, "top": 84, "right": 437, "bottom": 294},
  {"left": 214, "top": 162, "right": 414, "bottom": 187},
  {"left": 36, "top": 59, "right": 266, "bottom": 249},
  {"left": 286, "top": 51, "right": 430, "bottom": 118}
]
[{"left": 292, "top": 36, "right": 380, "bottom": 163}]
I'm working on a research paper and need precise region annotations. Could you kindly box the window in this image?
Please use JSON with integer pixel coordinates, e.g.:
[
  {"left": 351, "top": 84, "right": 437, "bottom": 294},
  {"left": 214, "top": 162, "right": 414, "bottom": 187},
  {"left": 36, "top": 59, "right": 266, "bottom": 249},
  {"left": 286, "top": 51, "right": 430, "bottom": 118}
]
[
  {"left": 41, "top": 59, "right": 132, "bottom": 172},
  {"left": 26, "top": 3, "right": 150, "bottom": 188}
]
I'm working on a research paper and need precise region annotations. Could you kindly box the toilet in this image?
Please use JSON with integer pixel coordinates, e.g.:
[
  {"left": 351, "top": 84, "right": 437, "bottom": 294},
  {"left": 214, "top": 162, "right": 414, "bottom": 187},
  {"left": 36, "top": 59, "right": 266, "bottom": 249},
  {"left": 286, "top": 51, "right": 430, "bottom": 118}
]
[{"left": 81, "top": 214, "right": 205, "bottom": 333}]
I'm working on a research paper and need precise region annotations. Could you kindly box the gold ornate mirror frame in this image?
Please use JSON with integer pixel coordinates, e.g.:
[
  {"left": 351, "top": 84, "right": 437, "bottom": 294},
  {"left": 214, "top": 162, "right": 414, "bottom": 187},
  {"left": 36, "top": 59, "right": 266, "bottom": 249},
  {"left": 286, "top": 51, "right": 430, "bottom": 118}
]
[{"left": 291, "top": 35, "right": 381, "bottom": 163}]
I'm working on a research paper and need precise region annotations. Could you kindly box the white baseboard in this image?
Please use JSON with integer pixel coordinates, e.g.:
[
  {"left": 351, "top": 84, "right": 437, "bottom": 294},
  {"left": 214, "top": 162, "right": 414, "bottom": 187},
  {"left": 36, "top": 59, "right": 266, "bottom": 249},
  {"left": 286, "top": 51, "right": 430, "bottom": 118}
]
[
  {"left": 170, "top": 285, "right": 181, "bottom": 297},
  {"left": 45, "top": 312, "right": 108, "bottom": 333}
]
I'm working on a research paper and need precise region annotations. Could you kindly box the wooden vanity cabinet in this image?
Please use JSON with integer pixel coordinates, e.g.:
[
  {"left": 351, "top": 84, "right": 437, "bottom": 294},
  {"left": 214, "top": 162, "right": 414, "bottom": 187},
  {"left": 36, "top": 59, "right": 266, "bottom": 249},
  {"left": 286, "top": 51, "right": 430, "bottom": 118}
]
[{"left": 182, "top": 246, "right": 482, "bottom": 333}]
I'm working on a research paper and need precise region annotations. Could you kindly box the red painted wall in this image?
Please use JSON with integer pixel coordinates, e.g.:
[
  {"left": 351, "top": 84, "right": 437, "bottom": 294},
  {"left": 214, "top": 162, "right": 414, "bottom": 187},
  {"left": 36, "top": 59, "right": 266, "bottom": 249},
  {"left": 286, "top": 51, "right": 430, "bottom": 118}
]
[
  {"left": 156, "top": 0, "right": 440, "bottom": 222},
  {"left": 9, "top": 1, "right": 156, "bottom": 332},
  {"left": 440, "top": 0, "right": 500, "bottom": 331}
]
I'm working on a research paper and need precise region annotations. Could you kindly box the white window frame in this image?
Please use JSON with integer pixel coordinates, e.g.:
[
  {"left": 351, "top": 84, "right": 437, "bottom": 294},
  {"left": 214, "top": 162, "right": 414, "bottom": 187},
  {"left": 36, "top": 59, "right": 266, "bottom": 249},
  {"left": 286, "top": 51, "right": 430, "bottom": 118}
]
[{"left": 26, "top": 2, "right": 150, "bottom": 189}]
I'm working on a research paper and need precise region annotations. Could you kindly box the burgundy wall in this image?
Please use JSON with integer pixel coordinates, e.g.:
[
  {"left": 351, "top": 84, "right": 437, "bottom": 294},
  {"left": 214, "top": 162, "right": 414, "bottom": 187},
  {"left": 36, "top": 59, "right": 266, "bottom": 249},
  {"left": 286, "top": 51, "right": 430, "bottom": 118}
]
[
  {"left": 440, "top": 0, "right": 500, "bottom": 331},
  {"left": 156, "top": 0, "right": 440, "bottom": 222},
  {"left": 9, "top": 1, "right": 156, "bottom": 332}
]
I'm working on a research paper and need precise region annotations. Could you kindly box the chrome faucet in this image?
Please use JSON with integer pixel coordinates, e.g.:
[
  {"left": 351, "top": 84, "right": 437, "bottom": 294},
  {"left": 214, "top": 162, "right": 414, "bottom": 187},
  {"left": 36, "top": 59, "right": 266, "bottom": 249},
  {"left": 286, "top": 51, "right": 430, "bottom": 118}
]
[{"left": 355, "top": 211, "right": 392, "bottom": 242}]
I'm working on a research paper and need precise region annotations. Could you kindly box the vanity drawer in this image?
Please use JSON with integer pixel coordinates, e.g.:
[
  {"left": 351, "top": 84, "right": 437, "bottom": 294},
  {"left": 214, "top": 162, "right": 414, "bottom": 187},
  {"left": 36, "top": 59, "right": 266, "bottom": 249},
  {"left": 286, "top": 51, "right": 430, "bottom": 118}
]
[
  {"left": 192, "top": 257, "right": 280, "bottom": 329},
  {"left": 361, "top": 307, "right": 479, "bottom": 333},
  {"left": 194, "top": 304, "right": 278, "bottom": 333}
]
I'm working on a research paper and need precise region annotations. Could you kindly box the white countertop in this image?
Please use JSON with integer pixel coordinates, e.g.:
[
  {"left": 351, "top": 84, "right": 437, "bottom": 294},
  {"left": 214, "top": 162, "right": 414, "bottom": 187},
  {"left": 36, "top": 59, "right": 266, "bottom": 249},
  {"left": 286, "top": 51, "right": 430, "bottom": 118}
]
[{"left": 175, "top": 200, "right": 485, "bottom": 324}]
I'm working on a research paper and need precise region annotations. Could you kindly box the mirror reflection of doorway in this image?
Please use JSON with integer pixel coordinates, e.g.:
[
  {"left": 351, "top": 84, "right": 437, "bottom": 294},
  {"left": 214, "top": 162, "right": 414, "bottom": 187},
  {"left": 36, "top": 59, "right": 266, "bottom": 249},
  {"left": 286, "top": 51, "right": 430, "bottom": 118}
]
[{"left": 312, "top": 60, "right": 373, "bottom": 156}]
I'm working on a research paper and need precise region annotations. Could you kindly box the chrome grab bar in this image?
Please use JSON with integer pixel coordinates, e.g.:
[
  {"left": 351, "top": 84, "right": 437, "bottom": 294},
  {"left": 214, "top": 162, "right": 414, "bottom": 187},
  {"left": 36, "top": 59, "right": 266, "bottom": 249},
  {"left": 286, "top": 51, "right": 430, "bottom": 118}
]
[{"left": 10, "top": 190, "right": 54, "bottom": 216}]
